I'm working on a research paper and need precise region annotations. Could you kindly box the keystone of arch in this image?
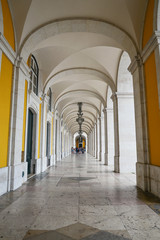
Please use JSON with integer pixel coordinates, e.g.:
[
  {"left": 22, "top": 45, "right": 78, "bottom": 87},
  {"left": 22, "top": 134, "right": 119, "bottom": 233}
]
[{"left": 20, "top": 19, "right": 137, "bottom": 62}]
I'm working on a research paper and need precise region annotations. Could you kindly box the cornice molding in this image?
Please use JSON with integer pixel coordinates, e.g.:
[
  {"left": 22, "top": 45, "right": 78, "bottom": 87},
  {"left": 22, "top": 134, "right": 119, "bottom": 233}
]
[
  {"left": 0, "top": 33, "right": 16, "bottom": 64},
  {"left": 142, "top": 31, "right": 160, "bottom": 63},
  {"left": 29, "top": 90, "right": 42, "bottom": 104},
  {"left": 128, "top": 31, "right": 160, "bottom": 75},
  {"left": 128, "top": 55, "right": 142, "bottom": 75},
  {"left": 116, "top": 92, "right": 133, "bottom": 98}
]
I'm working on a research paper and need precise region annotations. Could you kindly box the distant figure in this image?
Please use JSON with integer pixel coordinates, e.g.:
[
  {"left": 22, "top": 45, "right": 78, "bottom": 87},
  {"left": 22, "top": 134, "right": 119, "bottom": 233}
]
[{"left": 71, "top": 147, "right": 74, "bottom": 153}]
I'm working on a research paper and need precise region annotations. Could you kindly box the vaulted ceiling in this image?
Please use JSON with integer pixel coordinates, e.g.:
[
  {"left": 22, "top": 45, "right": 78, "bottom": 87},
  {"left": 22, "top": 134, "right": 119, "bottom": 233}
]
[{"left": 9, "top": 0, "right": 147, "bottom": 134}]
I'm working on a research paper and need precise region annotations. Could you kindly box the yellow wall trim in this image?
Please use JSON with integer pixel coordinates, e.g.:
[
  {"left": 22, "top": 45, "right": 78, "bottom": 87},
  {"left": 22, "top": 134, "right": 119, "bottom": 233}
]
[
  {"left": 51, "top": 117, "right": 53, "bottom": 155},
  {"left": 144, "top": 52, "right": 160, "bottom": 166},
  {"left": 38, "top": 100, "right": 42, "bottom": 159},
  {"left": 22, "top": 80, "right": 28, "bottom": 161},
  {"left": 142, "top": 0, "right": 154, "bottom": 49},
  {"left": 1, "top": 0, "right": 15, "bottom": 50},
  {"left": 0, "top": 53, "right": 13, "bottom": 168}
]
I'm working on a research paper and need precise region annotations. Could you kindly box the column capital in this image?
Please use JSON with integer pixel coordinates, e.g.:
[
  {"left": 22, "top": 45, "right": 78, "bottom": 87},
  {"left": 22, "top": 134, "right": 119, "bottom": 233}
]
[
  {"left": 103, "top": 108, "right": 107, "bottom": 113},
  {"left": 111, "top": 92, "right": 118, "bottom": 102},
  {"left": 128, "top": 54, "right": 143, "bottom": 75}
]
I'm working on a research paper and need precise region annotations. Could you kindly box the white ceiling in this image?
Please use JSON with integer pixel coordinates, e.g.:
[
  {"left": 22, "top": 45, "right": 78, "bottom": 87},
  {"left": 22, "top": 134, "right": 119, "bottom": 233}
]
[{"left": 9, "top": 0, "right": 147, "bottom": 134}]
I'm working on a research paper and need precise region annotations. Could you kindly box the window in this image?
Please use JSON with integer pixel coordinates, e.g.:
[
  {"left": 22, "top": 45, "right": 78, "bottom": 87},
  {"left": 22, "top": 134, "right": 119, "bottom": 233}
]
[
  {"left": 30, "top": 55, "right": 39, "bottom": 95},
  {"left": 47, "top": 88, "right": 52, "bottom": 111}
]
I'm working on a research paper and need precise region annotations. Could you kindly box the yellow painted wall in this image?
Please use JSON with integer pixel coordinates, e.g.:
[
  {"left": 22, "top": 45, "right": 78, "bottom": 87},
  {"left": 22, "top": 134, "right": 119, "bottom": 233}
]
[
  {"left": 144, "top": 52, "right": 160, "bottom": 166},
  {"left": 51, "top": 117, "right": 53, "bottom": 155},
  {"left": 0, "top": 54, "right": 13, "bottom": 168},
  {"left": 22, "top": 81, "right": 28, "bottom": 154},
  {"left": 142, "top": 0, "right": 154, "bottom": 48},
  {"left": 82, "top": 139, "right": 86, "bottom": 148},
  {"left": 38, "top": 101, "right": 42, "bottom": 159},
  {"left": 76, "top": 139, "right": 79, "bottom": 148},
  {"left": 142, "top": 0, "right": 160, "bottom": 166},
  {"left": 1, "top": 0, "right": 15, "bottom": 50}
]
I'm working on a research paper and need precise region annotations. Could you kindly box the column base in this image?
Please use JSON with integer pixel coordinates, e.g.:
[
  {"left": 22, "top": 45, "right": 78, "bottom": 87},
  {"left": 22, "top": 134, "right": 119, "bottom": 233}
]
[
  {"left": 41, "top": 156, "right": 47, "bottom": 172},
  {"left": 99, "top": 152, "right": 101, "bottom": 161},
  {"left": 10, "top": 162, "right": 28, "bottom": 191},
  {"left": 114, "top": 155, "right": 120, "bottom": 173},
  {"left": 104, "top": 153, "right": 108, "bottom": 165},
  {"left": 0, "top": 167, "right": 8, "bottom": 196},
  {"left": 136, "top": 162, "right": 150, "bottom": 192}
]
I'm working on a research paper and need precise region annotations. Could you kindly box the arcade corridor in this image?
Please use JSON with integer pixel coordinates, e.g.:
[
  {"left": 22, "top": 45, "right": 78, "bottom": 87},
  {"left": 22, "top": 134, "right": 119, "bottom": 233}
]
[{"left": 0, "top": 154, "right": 160, "bottom": 240}]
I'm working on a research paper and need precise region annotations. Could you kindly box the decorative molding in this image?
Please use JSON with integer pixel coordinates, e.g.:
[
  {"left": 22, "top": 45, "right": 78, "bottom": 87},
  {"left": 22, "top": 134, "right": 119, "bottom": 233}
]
[
  {"left": 116, "top": 92, "right": 133, "bottom": 98},
  {"left": 111, "top": 92, "right": 118, "bottom": 102},
  {"left": 29, "top": 90, "right": 42, "bottom": 104},
  {"left": 17, "top": 57, "right": 30, "bottom": 78},
  {"left": 142, "top": 31, "right": 160, "bottom": 63},
  {"left": 128, "top": 31, "right": 160, "bottom": 75},
  {"left": 106, "top": 108, "right": 113, "bottom": 111},
  {"left": 47, "top": 110, "right": 53, "bottom": 123},
  {"left": 128, "top": 55, "right": 143, "bottom": 75},
  {"left": 0, "top": 33, "right": 16, "bottom": 64}
]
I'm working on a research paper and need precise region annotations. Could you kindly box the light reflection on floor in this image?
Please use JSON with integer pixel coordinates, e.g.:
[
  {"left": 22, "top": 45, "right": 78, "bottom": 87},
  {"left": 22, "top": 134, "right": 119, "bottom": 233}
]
[{"left": 0, "top": 154, "right": 160, "bottom": 240}]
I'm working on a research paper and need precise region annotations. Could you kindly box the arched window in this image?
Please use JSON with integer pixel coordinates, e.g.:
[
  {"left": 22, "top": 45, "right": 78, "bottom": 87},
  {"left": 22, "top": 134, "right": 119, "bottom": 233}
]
[
  {"left": 47, "top": 87, "right": 52, "bottom": 111},
  {"left": 30, "top": 55, "right": 39, "bottom": 95}
]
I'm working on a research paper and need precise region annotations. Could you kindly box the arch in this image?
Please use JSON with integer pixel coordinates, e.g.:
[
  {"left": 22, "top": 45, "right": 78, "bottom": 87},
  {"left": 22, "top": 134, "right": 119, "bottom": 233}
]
[
  {"left": 60, "top": 102, "right": 100, "bottom": 116},
  {"left": 20, "top": 19, "right": 137, "bottom": 62},
  {"left": 65, "top": 115, "right": 94, "bottom": 127},
  {"left": 64, "top": 110, "right": 96, "bottom": 124},
  {"left": 67, "top": 120, "right": 93, "bottom": 132},
  {"left": 68, "top": 122, "right": 92, "bottom": 131},
  {"left": 73, "top": 130, "right": 88, "bottom": 136},
  {"left": 28, "top": 103, "right": 39, "bottom": 115},
  {"left": 70, "top": 125, "right": 90, "bottom": 133},
  {"left": 55, "top": 90, "right": 106, "bottom": 109},
  {"left": 69, "top": 124, "right": 91, "bottom": 132},
  {"left": 44, "top": 68, "right": 116, "bottom": 94}
]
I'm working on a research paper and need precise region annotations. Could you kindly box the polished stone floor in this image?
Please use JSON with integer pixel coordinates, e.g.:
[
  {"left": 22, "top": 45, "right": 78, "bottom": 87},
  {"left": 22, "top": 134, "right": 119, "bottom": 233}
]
[{"left": 0, "top": 154, "right": 160, "bottom": 240}]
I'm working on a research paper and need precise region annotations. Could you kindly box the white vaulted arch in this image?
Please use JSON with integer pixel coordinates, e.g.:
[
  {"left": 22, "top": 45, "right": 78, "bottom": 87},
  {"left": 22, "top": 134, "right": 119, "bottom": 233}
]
[{"left": 20, "top": 19, "right": 137, "bottom": 61}]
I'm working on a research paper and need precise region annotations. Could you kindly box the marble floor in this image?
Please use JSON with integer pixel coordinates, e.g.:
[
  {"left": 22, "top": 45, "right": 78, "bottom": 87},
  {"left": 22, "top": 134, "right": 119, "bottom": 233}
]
[{"left": 0, "top": 154, "right": 160, "bottom": 240}]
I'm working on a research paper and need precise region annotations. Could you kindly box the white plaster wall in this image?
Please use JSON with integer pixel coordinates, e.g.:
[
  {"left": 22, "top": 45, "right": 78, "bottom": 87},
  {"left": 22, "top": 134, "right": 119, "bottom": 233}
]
[
  {"left": 11, "top": 162, "right": 27, "bottom": 190},
  {"left": 12, "top": 68, "right": 26, "bottom": 165},
  {"left": 101, "top": 112, "right": 105, "bottom": 163},
  {"left": 36, "top": 158, "right": 41, "bottom": 174},
  {"left": 107, "top": 87, "right": 114, "bottom": 167},
  {"left": 117, "top": 51, "right": 137, "bottom": 173},
  {"left": 107, "top": 110, "right": 114, "bottom": 167},
  {"left": 118, "top": 96, "right": 137, "bottom": 173},
  {"left": 0, "top": 167, "right": 8, "bottom": 196}
]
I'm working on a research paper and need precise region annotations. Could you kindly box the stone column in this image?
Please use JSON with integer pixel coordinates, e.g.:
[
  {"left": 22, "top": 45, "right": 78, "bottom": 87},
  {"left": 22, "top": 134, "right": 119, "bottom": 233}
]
[
  {"left": 57, "top": 115, "right": 61, "bottom": 161},
  {"left": 94, "top": 123, "right": 97, "bottom": 158},
  {"left": 128, "top": 55, "right": 150, "bottom": 192},
  {"left": 41, "top": 95, "right": 48, "bottom": 172},
  {"left": 96, "top": 121, "right": 98, "bottom": 159},
  {"left": 92, "top": 128, "right": 95, "bottom": 157},
  {"left": 98, "top": 117, "right": 102, "bottom": 161},
  {"left": 103, "top": 108, "right": 108, "bottom": 165},
  {"left": 8, "top": 58, "right": 29, "bottom": 190},
  {"left": 52, "top": 112, "right": 56, "bottom": 164},
  {"left": 111, "top": 93, "right": 120, "bottom": 173}
]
